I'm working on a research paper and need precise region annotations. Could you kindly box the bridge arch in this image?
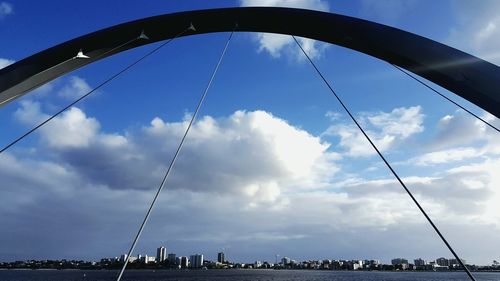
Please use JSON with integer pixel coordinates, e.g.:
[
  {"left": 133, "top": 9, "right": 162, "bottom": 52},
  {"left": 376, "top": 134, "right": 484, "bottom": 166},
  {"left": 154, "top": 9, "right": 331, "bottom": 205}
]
[{"left": 1, "top": 7, "right": 499, "bottom": 118}]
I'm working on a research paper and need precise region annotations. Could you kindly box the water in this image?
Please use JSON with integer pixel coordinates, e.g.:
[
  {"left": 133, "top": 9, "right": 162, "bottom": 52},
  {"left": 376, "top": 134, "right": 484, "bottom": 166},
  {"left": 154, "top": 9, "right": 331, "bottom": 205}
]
[{"left": 1, "top": 270, "right": 500, "bottom": 281}]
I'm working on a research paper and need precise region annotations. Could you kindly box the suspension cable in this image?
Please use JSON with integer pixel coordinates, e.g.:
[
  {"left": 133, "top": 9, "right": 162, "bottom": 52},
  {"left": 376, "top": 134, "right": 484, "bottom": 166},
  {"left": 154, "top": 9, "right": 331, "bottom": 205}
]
[
  {"left": 116, "top": 27, "right": 236, "bottom": 281},
  {"left": 292, "top": 36, "right": 476, "bottom": 281},
  {"left": 0, "top": 25, "right": 193, "bottom": 155},
  {"left": 391, "top": 64, "right": 500, "bottom": 133}
]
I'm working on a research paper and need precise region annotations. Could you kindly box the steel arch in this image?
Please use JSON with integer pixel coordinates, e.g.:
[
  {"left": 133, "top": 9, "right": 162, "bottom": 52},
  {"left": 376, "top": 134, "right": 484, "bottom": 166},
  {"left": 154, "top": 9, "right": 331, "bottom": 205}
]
[{"left": 1, "top": 7, "right": 500, "bottom": 118}]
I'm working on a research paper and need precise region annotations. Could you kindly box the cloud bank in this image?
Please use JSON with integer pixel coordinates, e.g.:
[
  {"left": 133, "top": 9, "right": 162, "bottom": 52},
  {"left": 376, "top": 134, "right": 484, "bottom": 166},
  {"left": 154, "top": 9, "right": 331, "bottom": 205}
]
[{"left": 1, "top": 78, "right": 500, "bottom": 264}]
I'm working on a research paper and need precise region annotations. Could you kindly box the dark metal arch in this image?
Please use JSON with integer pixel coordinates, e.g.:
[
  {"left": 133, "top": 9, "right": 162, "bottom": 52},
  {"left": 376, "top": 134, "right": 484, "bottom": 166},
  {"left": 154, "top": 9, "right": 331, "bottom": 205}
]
[{"left": 1, "top": 7, "right": 500, "bottom": 118}]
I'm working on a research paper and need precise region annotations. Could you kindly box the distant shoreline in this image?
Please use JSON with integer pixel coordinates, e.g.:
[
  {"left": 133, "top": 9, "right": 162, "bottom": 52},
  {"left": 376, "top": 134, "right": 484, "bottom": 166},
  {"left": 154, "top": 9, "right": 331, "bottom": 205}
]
[{"left": 2, "top": 268, "right": 500, "bottom": 273}]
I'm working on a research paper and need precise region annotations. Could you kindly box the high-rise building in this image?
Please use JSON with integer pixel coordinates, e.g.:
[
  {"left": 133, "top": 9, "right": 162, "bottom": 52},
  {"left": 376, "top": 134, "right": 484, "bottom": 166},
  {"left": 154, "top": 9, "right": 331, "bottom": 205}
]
[
  {"left": 180, "top": 256, "right": 189, "bottom": 268},
  {"left": 157, "top": 246, "right": 167, "bottom": 263},
  {"left": 217, "top": 252, "right": 225, "bottom": 263},
  {"left": 189, "top": 254, "right": 204, "bottom": 268},
  {"left": 120, "top": 254, "right": 128, "bottom": 263},
  {"left": 168, "top": 253, "right": 176, "bottom": 264}
]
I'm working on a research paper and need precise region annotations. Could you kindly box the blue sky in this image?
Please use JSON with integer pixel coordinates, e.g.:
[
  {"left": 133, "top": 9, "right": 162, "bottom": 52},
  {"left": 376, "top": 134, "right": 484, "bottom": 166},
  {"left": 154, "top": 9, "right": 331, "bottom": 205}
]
[{"left": 1, "top": 0, "right": 500, "bottom": 266}]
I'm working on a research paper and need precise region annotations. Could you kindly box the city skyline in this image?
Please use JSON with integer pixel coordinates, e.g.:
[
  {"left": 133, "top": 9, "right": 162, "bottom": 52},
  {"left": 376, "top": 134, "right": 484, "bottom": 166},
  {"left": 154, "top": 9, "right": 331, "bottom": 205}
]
[
  {"left": 11, "top": 245, "right": 485, "bottom": 267},
  {"left": 1, "top": 0, "right": 500, "bottom": 265},
  {"left": 3, "top": 244, "right": 496, "bottom": 270}
]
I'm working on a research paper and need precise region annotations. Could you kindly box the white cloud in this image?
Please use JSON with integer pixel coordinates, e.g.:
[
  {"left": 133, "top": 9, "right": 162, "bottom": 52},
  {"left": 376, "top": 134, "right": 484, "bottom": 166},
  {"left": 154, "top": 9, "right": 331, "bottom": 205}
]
[
  {"left": 15, "top": 101, "right": 99, "bottom": 148},
  {"left": 448, "top": 1, "right": 500, "bottom": 64},
  {"left": 40, "top": 107, "right": 100, "bottom": 148},
  {"left": 325, "top": 111, "right": 342, "bottom": 121},
  {"left": 343, "top": 162, "right": 498, "bottom": 222},
  {"left": 14, "top": 100, "right": 49, "bottom": 125},
  {"left": 142, "top": 110, "right": 339, "bottom": 197},
  {"left": 360, "top": 0, "right": 418, "bottom": 23},
  {"left": 324, "top": 106, "right": 424, "bottom": 157},
  {"left": 426, "top": 110, "right": 500, "bottom": 151},
  {"left": 405, "top": 147, "right": 481, "bottom": 166},
  {"left": 366, "top": 106, "right": 424, "bottom": 139},
  {"left": 239, "top": 0, "right": 329, "bottom": 60},
  {"left": 446, "top": 159, "right": 500, "bottom": 224},
  {"left": 0, "top": 2, "right": 13, "bottom": 19},
  {"left": 58, "top": 76, "right": 91, "bottom": 99},
  {"left": 0, "top": 58, "right": 14, "bottom": 69}
]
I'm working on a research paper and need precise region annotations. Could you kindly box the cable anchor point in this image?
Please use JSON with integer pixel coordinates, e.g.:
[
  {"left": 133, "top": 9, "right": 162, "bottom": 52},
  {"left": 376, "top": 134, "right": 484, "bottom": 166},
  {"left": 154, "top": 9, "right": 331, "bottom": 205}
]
[
  {"left": 138, "top": 30, "right": 149, "bottom": 40},
  {"left": 75, "top": 49, "right": 90, "bottom": 59}
]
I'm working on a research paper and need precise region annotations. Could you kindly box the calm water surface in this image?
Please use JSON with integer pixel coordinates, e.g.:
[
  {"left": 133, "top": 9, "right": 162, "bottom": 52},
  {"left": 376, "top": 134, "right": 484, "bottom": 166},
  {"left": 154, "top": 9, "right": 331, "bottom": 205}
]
[{"left": 1, "top": 270, "right": 499, "bottom": 281}]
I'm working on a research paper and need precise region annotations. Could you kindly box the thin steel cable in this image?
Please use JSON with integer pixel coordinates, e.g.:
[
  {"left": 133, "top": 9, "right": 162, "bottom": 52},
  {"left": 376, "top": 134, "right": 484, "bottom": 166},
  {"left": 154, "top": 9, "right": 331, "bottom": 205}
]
[
  {"left": 116, "top": 28, "right": 236, "bottom": 281},
  {"left": 392, "top": 64, "right": 500, "bottom": 133},
  {"left": 292, "top": 35, "right": 477, "bottom": 281},
  {"left": 0, "top": 27, "right": 190, "bottom": 155}
]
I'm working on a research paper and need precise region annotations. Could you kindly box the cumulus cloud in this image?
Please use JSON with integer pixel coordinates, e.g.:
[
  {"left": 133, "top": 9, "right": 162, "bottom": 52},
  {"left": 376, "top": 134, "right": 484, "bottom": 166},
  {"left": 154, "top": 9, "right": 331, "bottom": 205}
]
[
  {"left": 0, "top": 2, "right": 13, "bottom": 19},
  {"left": 14, "top": 100, "right": 49, "bottom": 125},
  {"left": 15, "top": 101, "right": 100, "bottom": 148},
  {"left": 239, "top": 0, "right": 329, "bottom": 60},
  {"left": 13, "top": 101, "right": 338, "bottom": 201},
  {"left": 324, "top": 106, "right": 424, "bottom": 157}
]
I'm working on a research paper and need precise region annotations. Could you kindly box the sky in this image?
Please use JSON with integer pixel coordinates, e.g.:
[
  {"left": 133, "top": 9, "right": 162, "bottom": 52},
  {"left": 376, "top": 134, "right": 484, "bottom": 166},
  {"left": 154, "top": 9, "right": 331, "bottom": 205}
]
[{"left": 0, "top": 0, "right": 500, "bottom": 266}]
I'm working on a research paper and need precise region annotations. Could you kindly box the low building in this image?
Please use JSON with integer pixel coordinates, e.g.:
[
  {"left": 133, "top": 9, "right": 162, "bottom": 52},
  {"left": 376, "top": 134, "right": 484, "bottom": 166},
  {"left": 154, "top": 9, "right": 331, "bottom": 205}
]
[
  {"left": 436, "top": 257, "right": 449, "bottom": 267},
  {"left": 449, "top": 258, "right": 465, "bottom": 268},
  {"left": 391, "top": 258, "right": 409, "bottom": 265},
  {"left": 414, "top": 258, "right": 426, "bottom": 266}
]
